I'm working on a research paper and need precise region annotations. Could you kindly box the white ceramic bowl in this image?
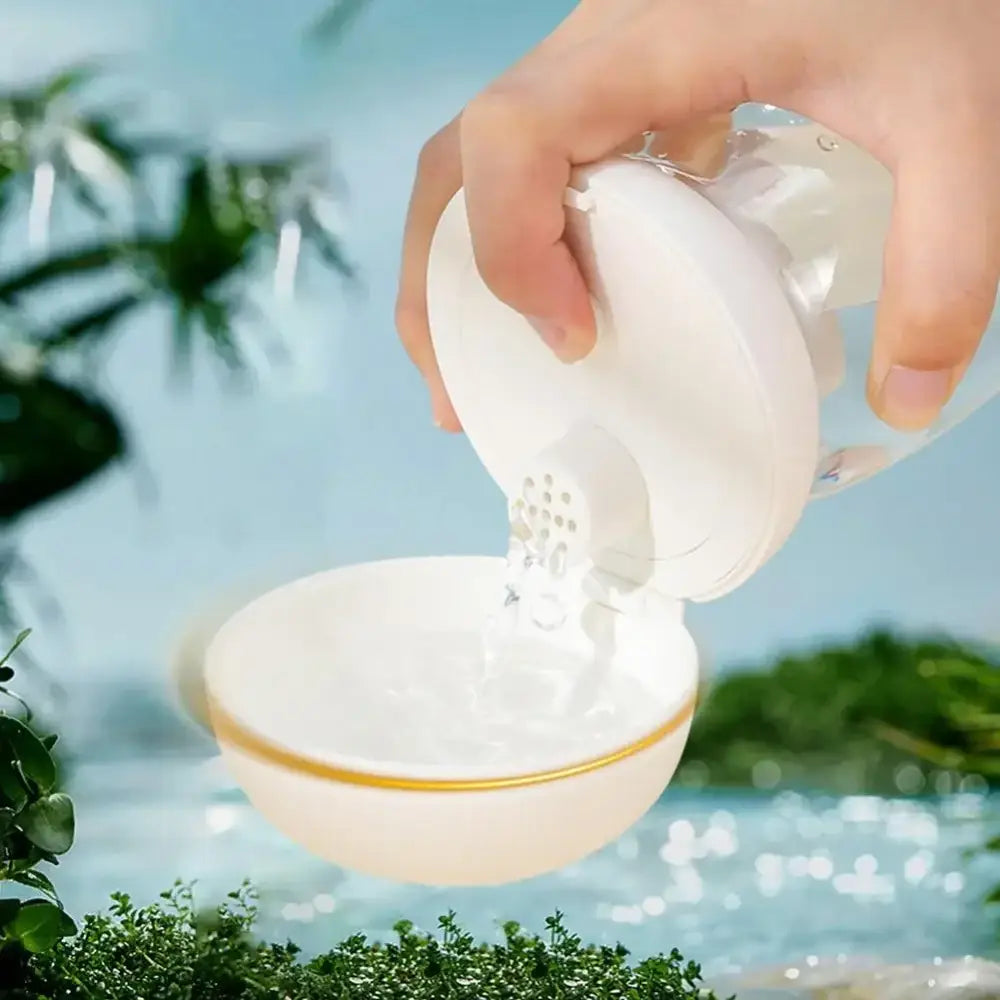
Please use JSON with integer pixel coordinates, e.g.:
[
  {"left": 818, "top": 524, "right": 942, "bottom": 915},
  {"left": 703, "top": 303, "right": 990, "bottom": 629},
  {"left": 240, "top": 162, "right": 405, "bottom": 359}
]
[{"left": 205, "top": 556, "right": 697, "bottom": 886}]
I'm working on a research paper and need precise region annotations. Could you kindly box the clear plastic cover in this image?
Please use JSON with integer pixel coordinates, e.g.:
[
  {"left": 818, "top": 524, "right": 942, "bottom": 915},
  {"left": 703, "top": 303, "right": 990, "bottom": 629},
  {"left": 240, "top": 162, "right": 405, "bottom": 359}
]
[{"left": 629, "top": 122, "right": 1000, "bottom": 498}]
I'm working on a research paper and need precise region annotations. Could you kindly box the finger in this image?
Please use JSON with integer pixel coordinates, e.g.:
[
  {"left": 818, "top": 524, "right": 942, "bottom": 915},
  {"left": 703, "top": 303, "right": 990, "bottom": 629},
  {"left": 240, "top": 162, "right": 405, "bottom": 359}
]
[
  {"left": 393, "top": 3, "right": 622, "bottom": 430},
  {"left": 644, "top": 113, "right": 733, "bottom": 178},
  {"left": 460, "top": 4, "right": 794, "bottom": 363},
  {"left": 868, "top": 141, "right": 1000, "bottom": 430},
  {"left": 396, "top": 117, "right": 463, "bottom": 431}
]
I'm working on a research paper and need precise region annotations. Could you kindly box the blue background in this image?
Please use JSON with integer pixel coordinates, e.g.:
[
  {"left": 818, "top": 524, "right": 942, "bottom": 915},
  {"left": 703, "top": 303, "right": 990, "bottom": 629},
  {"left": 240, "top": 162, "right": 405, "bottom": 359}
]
[{"left": 8, "top": 0, "right": 1000, "bottom": 688}]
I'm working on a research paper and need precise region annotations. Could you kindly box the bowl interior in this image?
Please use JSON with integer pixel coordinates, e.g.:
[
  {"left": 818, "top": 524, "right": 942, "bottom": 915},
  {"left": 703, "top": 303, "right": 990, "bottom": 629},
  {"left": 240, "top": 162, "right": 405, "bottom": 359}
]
[{"left": 206, "top": 556, "right": 698, "bottom": 781}]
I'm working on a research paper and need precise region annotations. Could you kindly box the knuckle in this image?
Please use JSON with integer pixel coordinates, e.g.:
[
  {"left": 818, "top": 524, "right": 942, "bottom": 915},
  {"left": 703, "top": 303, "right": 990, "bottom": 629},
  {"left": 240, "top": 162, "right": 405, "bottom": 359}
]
[
  {"left": 415, "top": 126, "right": 455, "bottom": 183},
  {"left": 463, "top": 82, "right": 534, "bottom": 144},
  {"left": 896, "top": 284, "right": 995, "bottom": 366},
  {"left": 473, "top": 244, "right": 528, "bottom": 306}
]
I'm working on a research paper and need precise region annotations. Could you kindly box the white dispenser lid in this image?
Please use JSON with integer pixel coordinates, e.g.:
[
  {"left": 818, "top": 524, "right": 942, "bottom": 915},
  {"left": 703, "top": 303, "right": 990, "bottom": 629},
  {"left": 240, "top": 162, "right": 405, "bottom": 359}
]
[{"left": 428, "top": 158, "right": 820, "bottom": 602}]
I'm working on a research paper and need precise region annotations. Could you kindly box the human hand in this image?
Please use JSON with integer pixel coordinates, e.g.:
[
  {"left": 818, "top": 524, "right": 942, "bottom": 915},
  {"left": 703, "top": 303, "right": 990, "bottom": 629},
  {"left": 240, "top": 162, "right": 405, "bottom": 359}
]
[{"left": 397, "top": 0, "right": 1000, "bottom": 433}]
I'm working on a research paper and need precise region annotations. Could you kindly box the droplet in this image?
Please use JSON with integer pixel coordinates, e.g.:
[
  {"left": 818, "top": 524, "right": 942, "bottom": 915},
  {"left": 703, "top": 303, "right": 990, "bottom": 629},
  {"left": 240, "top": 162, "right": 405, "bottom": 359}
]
[
  {"left": 816, "top": 134, "right": 839, "bottom": 152},
  {"left": 548, "top": 543, "right": 568, "bottom": 578},
  {"left": 530, "top": 593, "right": 567, "bottom": 631}
]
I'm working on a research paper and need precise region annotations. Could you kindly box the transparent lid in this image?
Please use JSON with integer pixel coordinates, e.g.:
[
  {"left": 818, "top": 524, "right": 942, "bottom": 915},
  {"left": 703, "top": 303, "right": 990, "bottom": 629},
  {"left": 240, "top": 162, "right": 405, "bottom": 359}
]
[{"left": 681, "top": 122, "right": 1000, "bottom": 496}]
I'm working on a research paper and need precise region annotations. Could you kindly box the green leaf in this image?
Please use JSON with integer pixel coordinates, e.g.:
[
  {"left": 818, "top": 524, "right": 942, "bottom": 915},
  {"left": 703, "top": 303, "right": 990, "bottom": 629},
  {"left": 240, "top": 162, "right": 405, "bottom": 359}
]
[
  {"left": 0, "top": 762, "right": 29, "bottom": 810},
  {"left": 986, "top": 883, "right": 1000, "bottom": 905},
  {"left": 36, "top": 289, "right": 142, "bottom": 352},
  {"left": 42, "top": 62, "right": 99, "bottom": 100},
  {"left": 0, "top": 629, "right": 30, "bottom": 672},
  {"left": 0, "top": 716, "right": 56, "bottom": 791},
  {"left": 9, "top": 868, "right": 58, "bottom": 901},
  {"left": 307, "top": 0, "right": 369, "bottom": 43},
  {"left": 18, "top": 793, "right": 74, "bottom": 854},
  {"left": 301, "top": 216, "right": 355, "bottom": 279},
  {"left": 984, "top": 834, "right": 1000, "bottom": 852},
  {"left": 0, "top": 898, "right": 20, "bottom": 930},
  {"left": 8, "top": 900, "right": 75, "bottom": 953},
  {"left": 0, "top": 368, "right": 126, "bottom": 522},
  {"left": 0, "top": 242, "right": 146, "bottom": 302}
]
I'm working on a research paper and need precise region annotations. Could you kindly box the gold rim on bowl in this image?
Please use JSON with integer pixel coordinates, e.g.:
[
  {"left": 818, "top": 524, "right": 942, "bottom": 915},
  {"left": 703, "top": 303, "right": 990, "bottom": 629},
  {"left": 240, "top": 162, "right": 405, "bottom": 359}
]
[{"left": 207, "top": 691, "right": 697, "bottom": 793}]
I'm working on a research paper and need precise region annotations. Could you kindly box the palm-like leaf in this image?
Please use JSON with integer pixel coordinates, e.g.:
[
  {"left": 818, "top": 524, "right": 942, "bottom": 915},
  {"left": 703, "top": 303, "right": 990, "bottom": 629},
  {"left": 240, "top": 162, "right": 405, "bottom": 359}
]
[
  {"left": 0, "top": 367, "right": 125, "bottom": 522},
  {"left": 0, "top": 68, "right": 354, "bottom": 377},
  {"left": 0, "top": 64, "right": 149, "bottom": 243},
  {"left": 307, "top": 0, "right": 370, "bottom": 43}
]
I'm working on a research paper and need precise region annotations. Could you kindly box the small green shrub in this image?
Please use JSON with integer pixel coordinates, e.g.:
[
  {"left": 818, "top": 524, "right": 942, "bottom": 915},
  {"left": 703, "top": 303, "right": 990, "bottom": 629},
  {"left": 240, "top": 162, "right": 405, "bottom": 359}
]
[
  {"left": 0, "top": 630, "right": 76, "bottom": 980},
  {"left": 14, "top": 884, "right": 724, "bottom": 1000}
]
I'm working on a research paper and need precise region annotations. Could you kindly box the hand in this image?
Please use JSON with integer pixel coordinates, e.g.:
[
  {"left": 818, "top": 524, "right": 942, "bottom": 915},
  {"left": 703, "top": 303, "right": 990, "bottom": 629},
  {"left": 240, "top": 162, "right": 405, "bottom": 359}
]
[{"left": 397, "top": 0, "right": 1000, "bottom": 433}]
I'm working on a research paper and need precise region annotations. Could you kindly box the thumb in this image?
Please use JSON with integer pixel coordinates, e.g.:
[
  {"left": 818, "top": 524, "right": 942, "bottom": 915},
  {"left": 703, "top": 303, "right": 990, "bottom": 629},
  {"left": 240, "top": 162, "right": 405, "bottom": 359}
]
[{"left": 869, "top": 145, "right": 1000, "bottom": 430}]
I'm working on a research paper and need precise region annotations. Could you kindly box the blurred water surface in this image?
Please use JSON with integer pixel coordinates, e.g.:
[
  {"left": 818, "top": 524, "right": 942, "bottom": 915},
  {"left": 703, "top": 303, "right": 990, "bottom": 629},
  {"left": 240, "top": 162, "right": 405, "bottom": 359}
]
[
  {"left": 2, "top": 0, "right": 999, "bottom": 988},
  {"left": 58, "top": 752, "right": 999, "bottom": 980}
]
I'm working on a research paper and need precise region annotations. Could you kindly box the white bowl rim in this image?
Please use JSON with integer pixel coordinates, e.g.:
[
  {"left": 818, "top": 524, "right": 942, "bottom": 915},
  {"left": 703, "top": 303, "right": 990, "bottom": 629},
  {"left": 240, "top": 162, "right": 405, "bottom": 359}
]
[{"left": 205, "top": 555, "right": 699, "bottom": 791}]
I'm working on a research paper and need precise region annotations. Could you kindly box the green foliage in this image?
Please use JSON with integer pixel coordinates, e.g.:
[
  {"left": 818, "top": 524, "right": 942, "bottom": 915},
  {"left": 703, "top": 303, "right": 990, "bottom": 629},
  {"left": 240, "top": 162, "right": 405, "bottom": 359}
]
[
  {"left": 0, "top": 63, "right": 148, "bottom": 225},
  {"left": 307, "top": 0, "right": 371, "bottom": 43},
  {"left": 681, "top": 630, "right": 998, "bottom": 795},
  {"left": 871, "top": 651, "right": 1000, "bottom": 922},
  {"left": 875, "top": 649, "right": 1000, "bottom": 778},
  {"left": 0, "top": 631, "right": 76, "bottom": 968},
  {"left": 682, "top": 628, "right": 1000, "bottom": 933},
  {"left": 16, "top": 885, "right": 723, "bottom": 1000},
  {"left": 0, "top": 64, "right": 353, "bottom": 529},
  {"left": 0, "top": 368, "right": 124, "bottom": 521}
]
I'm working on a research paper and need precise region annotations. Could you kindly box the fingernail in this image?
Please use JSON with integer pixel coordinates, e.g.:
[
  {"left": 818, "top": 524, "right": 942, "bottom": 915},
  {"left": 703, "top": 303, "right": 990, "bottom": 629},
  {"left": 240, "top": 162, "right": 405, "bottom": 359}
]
[
  {"left": 432, "top": 398, "right": 449, "bottom": 429},
  {"left": 877, "top": 365, "right": 954, "bottom": 430},
  {"left": 527, "top": 317, "right": 567, "bottom": 352},
  {"left": 431, "top": 388, "right": 461, "bottom": 432}
]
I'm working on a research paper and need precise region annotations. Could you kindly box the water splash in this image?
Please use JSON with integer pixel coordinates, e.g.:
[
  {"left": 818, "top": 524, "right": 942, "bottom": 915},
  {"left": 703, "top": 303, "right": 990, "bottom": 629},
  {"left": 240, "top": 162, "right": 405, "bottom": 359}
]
[{"left": 483, "top": 500, "right": 581, "bottom": 668}]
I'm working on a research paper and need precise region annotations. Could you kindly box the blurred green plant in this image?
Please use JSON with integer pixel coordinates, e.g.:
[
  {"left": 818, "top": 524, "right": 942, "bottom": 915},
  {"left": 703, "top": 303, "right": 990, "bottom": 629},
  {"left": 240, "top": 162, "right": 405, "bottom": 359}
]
[
  {"left": 0, "top": 630, "right": 76, "bottom": 983},
  {"left": 681, "top": 629, "right": 997, "bottom": 796},
  {"left": 308, "top": 0, "right": 371, "bottom": 43},
  {"left": 0, "top": 63, "right": 154, "bottom": 235},
  {"left": 0, "top": 147, "right": 353, "bottom": 374},
  {"left": 682, "top": 628, "right": 1000, "bottom": 934},
  {"left": 0, "top": 63, "right": 354, "bottom": 640},
  {"left": 872, "top": 648, "right": 1000, "bottom": 921},
  {"left": 874, "top": 650, "right": 1000, "bottom": 779}
]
